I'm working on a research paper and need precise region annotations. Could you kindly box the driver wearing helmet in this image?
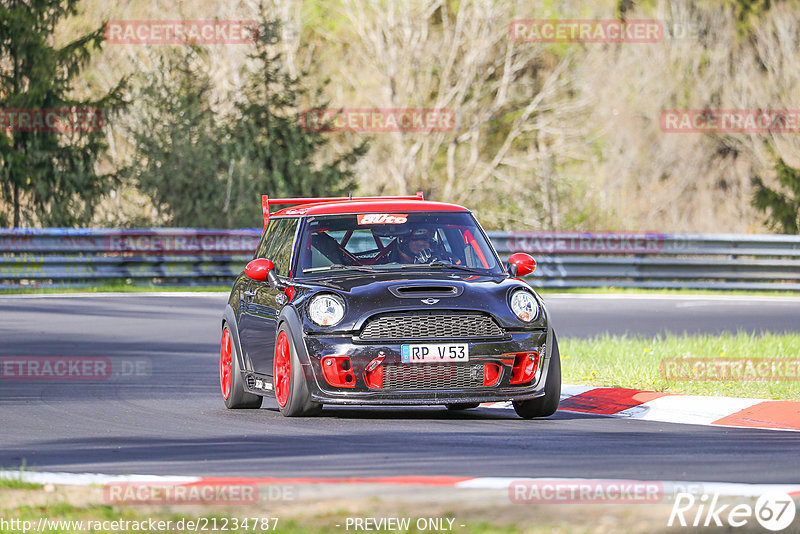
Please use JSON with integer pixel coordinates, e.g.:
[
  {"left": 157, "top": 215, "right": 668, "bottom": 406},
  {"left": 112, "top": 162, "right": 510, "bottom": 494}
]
[{"left": 395, "top": 226, "right": 435, "bottom": 264}]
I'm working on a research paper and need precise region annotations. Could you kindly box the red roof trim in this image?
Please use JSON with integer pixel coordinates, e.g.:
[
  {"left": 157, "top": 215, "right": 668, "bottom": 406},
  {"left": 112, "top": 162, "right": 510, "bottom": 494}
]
[
  {"left": 271, "top": 199, "right": 469, "bottom": 217},
  {"left": 267, "top": 192, "right": 424, "bottom": 206},
  {"left": 262, "top": 192, "right": 425, "bottom": 227}
]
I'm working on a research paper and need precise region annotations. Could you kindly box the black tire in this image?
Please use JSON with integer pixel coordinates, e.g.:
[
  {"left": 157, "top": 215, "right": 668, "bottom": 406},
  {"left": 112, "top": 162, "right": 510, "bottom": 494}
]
[
  {"left": 513, "top": 333, "right": 561, "bottom": 419},
  {"left": 274, "top": 325, "right": 322, "bottom": 417},
  {"left": 445, "top": 403, "right": 480, "bottom": 411},
  {"left": 221, "top": 323, "right": 262, "bottom": 409}
]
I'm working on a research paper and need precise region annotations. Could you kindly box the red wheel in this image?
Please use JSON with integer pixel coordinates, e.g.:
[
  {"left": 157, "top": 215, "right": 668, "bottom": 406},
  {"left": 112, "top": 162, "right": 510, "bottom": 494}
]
[
  {"left": 219, "top": 322, "right": 262, "bottom": 409},
  {"left": 274, "top": 331, "right": 291, "bottom": 408},
  {"left": 273, "top": 325, "right": 322, "bottom": 417},
  {"left": 220, "top": 327, "right": 232, "bottom": 400}
]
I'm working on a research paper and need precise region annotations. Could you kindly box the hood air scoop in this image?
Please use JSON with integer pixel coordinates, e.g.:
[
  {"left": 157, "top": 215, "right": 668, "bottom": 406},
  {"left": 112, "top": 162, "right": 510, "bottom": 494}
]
[{"left": 389, "top": 284, "right": 463, "bottom": 298}]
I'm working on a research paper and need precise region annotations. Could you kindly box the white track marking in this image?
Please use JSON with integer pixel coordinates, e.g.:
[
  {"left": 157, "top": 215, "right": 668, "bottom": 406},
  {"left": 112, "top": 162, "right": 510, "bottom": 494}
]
[
  {"left": 615, "top": 395, "right": 764, "bottom": 425},
  {"left": 455, "top": 477, "right": 800, "bottom": 497},
  {"left": 483, "top": 385, "right": 799, "bottom": 432},
  {"left": 0, "top": 470, "right": 199, "bottom": 485},
  {"left": 3, "top": 470, "right": 798, "bottom": 498}
]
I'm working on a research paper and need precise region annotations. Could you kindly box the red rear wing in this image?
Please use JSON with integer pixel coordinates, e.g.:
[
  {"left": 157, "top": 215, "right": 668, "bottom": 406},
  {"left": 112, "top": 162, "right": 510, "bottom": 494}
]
[{"left": 261, "top": 192, "right": 424, "bottom": 229}]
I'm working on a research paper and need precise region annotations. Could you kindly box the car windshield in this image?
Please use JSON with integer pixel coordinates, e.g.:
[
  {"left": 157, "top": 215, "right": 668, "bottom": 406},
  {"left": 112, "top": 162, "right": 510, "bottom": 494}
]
[{"left": 295, "top": 212, "right": 503, "bottom": 276}]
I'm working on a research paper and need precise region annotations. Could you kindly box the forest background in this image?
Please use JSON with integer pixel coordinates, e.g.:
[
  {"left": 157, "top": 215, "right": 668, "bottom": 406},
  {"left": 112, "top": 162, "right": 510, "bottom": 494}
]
[{"left": 2, "top": 0, "right": 799, "bottom": 233}]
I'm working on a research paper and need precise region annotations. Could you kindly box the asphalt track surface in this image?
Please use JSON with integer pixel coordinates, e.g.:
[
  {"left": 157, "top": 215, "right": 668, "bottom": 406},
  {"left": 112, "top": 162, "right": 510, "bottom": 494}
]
[{"left": 1, "top": 293, "right": 800, "bottom": 483}]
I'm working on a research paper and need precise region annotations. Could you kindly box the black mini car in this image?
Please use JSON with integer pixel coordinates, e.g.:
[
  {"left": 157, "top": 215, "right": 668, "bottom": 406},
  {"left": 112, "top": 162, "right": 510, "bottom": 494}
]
[{"left": 220, "top": 193, "right": 561, "bottom": 418}]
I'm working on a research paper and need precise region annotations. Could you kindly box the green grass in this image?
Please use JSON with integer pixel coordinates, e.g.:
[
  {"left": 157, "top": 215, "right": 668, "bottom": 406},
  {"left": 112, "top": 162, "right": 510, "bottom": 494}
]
[
  {"left": 560, "top": 332, "right": 800, "bottom": 399},
  {"left": 0, "top": 479, "right": 43, "bottom": 490},
  {"left": 0, "top": 464, "right": 43, "bottom": 490}
]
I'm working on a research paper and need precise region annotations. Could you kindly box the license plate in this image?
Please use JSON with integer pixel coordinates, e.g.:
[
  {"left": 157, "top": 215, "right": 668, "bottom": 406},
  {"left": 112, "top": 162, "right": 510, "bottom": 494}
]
[{"left": 401, "top": 344, "right": 469, "bottom": 363}]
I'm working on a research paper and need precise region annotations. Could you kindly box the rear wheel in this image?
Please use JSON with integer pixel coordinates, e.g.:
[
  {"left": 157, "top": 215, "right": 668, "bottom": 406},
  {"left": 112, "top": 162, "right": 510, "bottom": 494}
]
[
  {"left": 445, "top": 403, "right": 480, "bottom": 411},
  {"left": 513, "top": 333, "right": 561, "bottom": 419},
  {"left": 220, "top": 324, "right": 262, "bottom": 409},
  {"left": 274, "top": 326, "right": 322, "bottom": 417}
]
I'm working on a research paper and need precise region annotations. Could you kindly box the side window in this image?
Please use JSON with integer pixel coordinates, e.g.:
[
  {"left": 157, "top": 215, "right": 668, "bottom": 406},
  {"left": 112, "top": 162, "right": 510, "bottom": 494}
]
[
  {"left": 254, "top": 220, "right": 279, "bottom": 260},
  {"left": 266, "top": 218, "right": 299, "bottom": 277}
]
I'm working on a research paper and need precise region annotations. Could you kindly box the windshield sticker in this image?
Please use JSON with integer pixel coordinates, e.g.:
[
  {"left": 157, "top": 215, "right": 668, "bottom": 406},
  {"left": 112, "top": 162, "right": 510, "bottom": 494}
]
[{"left": 357, "top": 214, "right": 408, "bottom": 225}]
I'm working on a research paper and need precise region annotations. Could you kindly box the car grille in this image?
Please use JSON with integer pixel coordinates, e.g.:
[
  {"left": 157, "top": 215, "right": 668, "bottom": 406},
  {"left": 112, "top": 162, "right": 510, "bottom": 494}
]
[
  {"left": 382, "top": 363, "right": 485, "bottom": 390},
  {"left": 359, "top": 312, "right": 504, "bottom": 340}
]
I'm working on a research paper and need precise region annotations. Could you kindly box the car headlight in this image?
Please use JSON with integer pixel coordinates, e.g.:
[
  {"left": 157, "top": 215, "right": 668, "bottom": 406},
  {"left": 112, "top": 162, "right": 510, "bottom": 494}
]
[
  {"left": 308, "top": 293, "right": 345, "bottom": 326},
  {"left": 510, "top": 289, "right": 539, "bottom": 322}
]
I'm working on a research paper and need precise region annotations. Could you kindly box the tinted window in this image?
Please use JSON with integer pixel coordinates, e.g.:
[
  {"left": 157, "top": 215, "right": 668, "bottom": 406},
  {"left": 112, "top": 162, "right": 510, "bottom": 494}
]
[
  {"left": 254, "top": 220, "right": 278, "bottom": 259},
  {"left": 256, "top": 218, "right": 298, "bottom": 277}
]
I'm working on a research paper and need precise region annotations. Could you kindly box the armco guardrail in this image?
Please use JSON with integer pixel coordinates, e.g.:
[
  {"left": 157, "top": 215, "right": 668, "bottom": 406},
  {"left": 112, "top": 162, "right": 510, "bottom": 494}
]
[
  {"left": 0, "top": 228, "right": 260, "bottom": 288},
  {"left": 488, "top": 231, "right": 800, "bottom": 290},
  {"left": 1, "top": 228, "right": 800, "bottom": 290}
]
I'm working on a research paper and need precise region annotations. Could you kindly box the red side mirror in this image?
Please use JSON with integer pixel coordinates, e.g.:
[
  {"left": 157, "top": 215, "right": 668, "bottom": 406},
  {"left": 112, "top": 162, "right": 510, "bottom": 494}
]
[
  {"left": 245, "top": 259, "right": 274, "bottom": 281},
  {"left": 507, "top": 253, "right": 536, "bottom": 277}
]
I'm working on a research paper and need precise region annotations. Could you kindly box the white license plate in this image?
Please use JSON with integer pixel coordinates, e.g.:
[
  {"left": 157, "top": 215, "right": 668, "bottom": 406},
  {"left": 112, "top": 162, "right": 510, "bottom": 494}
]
[{"left": 401, "top": 344, "right": 469, "bottom": 363}]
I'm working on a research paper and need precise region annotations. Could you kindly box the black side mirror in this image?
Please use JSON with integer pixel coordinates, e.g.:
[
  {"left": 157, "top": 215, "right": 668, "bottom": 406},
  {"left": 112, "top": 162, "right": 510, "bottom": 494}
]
[{"left": 267, "top": 269, "right": 286, "bottom": 290}]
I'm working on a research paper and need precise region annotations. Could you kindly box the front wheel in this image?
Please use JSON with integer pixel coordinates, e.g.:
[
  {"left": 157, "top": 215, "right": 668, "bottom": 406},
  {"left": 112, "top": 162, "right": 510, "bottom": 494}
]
[
  {"left": 274, "top": 326, "right": 322, "bottom": 417},
  {"left": 220, "top": 324, "right": 262, "bottom": 409},
  {"left": 513, "top": 333, "right": 561, "bottom": 419}
]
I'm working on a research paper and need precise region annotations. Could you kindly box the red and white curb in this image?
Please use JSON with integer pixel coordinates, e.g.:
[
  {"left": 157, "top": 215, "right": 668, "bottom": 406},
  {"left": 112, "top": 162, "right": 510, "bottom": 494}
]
[
  {"left": 2, "top": 471, "right": 799, "bottom": 499},
  {"left": 484, "top": 385, "right": 800, "bottom": 432}
]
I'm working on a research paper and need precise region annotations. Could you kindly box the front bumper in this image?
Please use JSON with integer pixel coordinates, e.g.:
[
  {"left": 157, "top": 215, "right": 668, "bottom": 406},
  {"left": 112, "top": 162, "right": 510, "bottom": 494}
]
[{"left": 301, "top": 330, "right": 550, "bottom": 405}]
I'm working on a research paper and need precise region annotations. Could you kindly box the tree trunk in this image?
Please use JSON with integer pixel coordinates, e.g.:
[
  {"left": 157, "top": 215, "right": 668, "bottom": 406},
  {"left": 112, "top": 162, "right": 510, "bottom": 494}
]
[{"left": 13, "top": 181, "right": 20, "bottom": 228}]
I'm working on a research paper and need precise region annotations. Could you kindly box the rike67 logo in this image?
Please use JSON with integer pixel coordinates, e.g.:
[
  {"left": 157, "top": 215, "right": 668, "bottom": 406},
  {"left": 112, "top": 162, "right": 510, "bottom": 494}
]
[
  {"left": 357, "top": 214, "right": 408, "bottom": 225},
  {"left": 668, "top": 491, "right": 796, "bottom": 531}
]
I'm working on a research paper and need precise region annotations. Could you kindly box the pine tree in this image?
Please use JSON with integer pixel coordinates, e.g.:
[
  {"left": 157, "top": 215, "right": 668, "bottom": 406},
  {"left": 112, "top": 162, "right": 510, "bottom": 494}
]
[
  {"left": 752, "top": 158, "right": 800, "bottom": 234},
  {"left": 123, "top": 52, "right": 228, "bottom": 227},
  {"left": 0, "top": 0, "right": 125, "bottom": 227},
  {"left": 224, "top": 18, "right": 367, "bottom": 227},
  {"left": 126, "top": 18, "right": 366, "bottom": 228}
]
